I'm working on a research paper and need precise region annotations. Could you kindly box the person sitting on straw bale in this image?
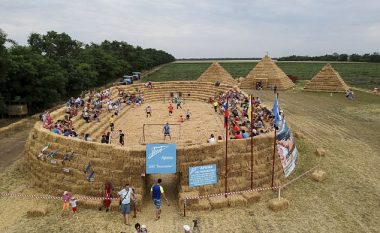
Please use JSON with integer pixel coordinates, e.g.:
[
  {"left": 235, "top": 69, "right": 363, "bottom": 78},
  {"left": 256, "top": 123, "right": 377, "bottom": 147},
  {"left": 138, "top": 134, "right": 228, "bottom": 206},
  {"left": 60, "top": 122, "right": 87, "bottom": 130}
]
[
  {"left": 373, "top": 87, "right": 378, "bottom": 94},
  {"left": 208, "top": 134, "right": 216, "bottom": 144},
  {"left": 234, "top": 130, "right": 243, "bottom": 139},
  {"left": 217, "top": 135, "right": 223, "bottom": 142}
]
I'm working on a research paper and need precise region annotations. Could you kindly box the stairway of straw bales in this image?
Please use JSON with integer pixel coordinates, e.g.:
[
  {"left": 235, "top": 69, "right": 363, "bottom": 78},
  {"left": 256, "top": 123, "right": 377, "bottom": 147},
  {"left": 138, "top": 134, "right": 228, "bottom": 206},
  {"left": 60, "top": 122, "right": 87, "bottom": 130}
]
[{"left": 304, "top": 63, "right": 349, "bottom": 92}]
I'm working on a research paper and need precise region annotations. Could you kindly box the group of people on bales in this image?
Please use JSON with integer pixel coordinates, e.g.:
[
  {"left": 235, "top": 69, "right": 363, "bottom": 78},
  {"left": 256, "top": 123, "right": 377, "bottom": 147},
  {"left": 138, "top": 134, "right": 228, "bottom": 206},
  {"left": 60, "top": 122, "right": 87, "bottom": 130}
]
[
  {"left": 207, "top": 89, "right": 276, "bottom": 144},
  {"left": 41, "top": 87, "right": 146, "bottom": 145}
]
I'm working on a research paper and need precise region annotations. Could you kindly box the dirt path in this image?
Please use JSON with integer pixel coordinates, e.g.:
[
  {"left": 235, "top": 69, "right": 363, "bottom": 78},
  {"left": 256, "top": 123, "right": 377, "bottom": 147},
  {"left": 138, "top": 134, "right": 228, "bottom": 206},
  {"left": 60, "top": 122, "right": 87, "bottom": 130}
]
[{"left": 0, "top": 120, "right": 34, "bottom": 172}]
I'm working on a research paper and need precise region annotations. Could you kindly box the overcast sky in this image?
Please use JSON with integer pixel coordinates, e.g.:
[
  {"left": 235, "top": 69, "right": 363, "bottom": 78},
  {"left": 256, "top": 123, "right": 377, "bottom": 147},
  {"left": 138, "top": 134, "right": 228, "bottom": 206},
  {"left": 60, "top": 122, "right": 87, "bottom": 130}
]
[{"left": 1, "top": 0, "right": 379, "bottom": 58}]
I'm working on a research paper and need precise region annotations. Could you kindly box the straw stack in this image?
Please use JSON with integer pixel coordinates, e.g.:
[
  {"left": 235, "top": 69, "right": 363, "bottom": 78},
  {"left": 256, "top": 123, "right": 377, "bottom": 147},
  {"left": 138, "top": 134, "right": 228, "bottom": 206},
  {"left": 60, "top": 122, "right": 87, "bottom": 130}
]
[
  {"left": 304, "top": 63, "right": 349, "bottom": 92},
  {"left": 240, "top": 55, "right": 295, "bottom": 90},
  {"left": 197, "top": 62, "right": 237, "bottom": 86}
]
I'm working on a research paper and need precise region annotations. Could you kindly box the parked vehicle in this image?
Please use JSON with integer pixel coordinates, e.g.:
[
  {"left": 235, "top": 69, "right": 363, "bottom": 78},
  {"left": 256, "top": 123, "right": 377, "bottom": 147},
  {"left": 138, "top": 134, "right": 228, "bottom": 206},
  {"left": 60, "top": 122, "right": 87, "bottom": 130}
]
[
  {"left": 132, "top": 72, "right": 141, "bottom": 80},
  {"left": 122, "top": 75, "right": 134, "bottom": 85}
]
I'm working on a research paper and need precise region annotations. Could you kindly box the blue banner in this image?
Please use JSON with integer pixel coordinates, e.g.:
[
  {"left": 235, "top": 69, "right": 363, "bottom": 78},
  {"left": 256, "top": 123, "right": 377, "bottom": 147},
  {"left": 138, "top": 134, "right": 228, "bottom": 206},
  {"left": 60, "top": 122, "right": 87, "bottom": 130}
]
[
  {"left": 189, "top": 164, "right": 217, "bottom": 187},
  {"left": 146, "top": 144, "right": 176, "bottom": 174}
]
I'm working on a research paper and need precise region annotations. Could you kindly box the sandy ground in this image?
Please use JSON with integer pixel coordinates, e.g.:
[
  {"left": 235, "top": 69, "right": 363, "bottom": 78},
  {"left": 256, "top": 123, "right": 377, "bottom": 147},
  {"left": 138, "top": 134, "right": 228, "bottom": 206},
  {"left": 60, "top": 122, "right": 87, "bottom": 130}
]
[
  {"left": 0, "top": 89, "right": 379, "bottom": 232},
  {"left": 112, "top": 101, "right": 225, "bottom": 147}
]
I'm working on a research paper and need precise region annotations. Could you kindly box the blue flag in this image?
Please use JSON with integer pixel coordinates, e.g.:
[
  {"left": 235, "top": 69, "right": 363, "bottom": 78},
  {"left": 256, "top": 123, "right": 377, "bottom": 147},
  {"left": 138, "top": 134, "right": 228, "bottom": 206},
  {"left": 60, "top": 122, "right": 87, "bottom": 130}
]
[{"left": 272, "top": 95, "right": 281, "bottom": 128}]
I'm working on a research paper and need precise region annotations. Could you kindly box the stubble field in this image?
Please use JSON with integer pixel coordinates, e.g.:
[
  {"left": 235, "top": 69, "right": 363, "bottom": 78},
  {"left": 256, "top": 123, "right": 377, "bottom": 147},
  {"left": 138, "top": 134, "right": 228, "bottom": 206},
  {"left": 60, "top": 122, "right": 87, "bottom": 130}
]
[{"left": 0, "top": 85, "right": 379, "bottom": 232}]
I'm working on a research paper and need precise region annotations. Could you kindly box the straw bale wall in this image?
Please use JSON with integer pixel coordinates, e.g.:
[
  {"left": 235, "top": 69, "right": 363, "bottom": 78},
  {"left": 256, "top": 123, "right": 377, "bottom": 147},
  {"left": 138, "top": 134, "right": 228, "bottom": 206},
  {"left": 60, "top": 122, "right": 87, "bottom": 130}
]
[{"left": 23, "top": 81, "right": 285, "bottom": 206}]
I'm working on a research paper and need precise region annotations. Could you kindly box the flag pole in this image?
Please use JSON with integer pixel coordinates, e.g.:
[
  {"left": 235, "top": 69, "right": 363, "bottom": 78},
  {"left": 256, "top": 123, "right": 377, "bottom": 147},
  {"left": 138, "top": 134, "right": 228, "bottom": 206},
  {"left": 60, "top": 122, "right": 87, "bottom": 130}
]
[
  {"left": 225, "top": 96, "right": 228, "bottom": 198},
  {"left": 250, "top": 96, "right": 254, "bottom": 189},
  {"left": 271, "top": 127, "right": 277, "bottom": 187},
  {"left": 271, "top": 93, "right": 279, "bottom": 188}
]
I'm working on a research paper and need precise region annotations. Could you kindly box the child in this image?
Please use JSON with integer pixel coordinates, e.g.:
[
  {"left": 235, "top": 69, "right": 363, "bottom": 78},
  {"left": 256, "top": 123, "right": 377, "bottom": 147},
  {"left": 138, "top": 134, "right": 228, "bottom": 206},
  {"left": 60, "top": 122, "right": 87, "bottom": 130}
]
[
  {"left": 61, "top": 191, "right": 71, "bottom": 217},
  {"left": 70, "top": 197, "right": 78, "bottom": 218}
]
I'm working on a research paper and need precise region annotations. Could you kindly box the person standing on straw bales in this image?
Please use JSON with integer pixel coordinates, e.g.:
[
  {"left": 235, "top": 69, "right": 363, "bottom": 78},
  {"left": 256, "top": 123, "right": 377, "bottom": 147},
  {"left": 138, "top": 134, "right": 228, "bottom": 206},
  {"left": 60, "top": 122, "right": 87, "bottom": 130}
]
[
  {"left": 151, "top": 178, "right": 169, "bottom": 220},
  {"left": 61, "top": 191, "right": 71, "bottom": 217},
  {"left": 118, "top": 183, "right": 136, "bottom": 226},
  {"left": 109, "top": 115, "right": 115, "bottom": 131},
  {"left": 163, "top": 123, "right": 171, "bottom": 141}
]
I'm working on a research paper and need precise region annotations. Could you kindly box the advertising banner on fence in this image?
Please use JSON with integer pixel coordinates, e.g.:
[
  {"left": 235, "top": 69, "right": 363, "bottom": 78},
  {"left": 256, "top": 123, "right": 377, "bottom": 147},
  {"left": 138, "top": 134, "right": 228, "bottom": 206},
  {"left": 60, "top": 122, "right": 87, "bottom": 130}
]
[
  {"left": 146, "top": 144, "right": 176, "bottom": 174},
  {"left": 276, "top": 120, "right": 298, "bottom": 177},
  {"left": 189, "top": 164, "right": 217, "bottom": 187}
]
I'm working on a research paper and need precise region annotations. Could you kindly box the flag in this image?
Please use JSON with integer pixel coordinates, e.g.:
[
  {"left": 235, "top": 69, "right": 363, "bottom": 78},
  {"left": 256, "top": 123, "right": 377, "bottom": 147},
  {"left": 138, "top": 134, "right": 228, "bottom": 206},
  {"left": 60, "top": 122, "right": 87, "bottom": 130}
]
[
  {"left": 224, "top": 101, "right": 229, "bottom": 128},
  {"left": 248, "top": 95, "right": 252, "bottom": 123},
  {"left": 272, "top": 95, "right": 281, "bottom": 128}
]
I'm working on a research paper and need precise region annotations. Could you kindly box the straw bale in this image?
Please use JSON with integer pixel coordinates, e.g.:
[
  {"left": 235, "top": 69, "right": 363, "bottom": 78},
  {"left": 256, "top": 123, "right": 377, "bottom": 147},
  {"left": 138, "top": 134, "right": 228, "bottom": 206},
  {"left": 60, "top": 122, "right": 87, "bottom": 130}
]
[
  {"left": 27, "top": 206, "right": 49, "bottom": 217},
  {"left": 208, "top": 196, "right": 229, "bottom": 209},
  {"left": 315, "top": 148, "right": 326, "bottom": 157},
  {"left": 294, "top": 131, "right": 305, "bottom": 139},
  {"left": 227, "top": 194, "right": 247, "bottom": 207},
  {"left": 179, "top": 190, "right": 200, "bottom": 207},
  {"left": 311, "top": 169, "right": 327, "bottom": 182},
  {"left": 188, "top": 198, "right": 211, "bottom": 211},
  {"left": 242, "top": 191, "right": 261, "bottom": 203},
  {"left": 268, "top": 197, "right": 289, "bottom": 212}
]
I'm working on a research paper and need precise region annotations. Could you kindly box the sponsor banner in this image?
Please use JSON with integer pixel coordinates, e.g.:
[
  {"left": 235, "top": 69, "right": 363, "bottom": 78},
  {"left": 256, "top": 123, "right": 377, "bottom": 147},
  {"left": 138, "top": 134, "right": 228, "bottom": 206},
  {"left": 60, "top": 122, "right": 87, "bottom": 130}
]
[
  {"left": 146, "top": 144, "right": 176, "bottom": 174},
  {"left": 276, "top": 120, "right": 298, "bottom": 177},
  {"left": 189, "top": 164, "right": 217, "bottom": 187}
]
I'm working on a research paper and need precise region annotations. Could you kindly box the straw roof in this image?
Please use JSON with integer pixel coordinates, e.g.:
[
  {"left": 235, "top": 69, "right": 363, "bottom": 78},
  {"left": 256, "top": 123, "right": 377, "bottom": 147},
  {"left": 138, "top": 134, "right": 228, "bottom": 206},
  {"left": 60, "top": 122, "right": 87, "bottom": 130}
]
[
  {"left": 304, "top": 63, "right": 349, "bottom": 93},
  {"left": 197, "top": 62, "right": 237, "bottom": 85},
  {"left": 239, "top": 55, "right": 295, "bottom": 90}
]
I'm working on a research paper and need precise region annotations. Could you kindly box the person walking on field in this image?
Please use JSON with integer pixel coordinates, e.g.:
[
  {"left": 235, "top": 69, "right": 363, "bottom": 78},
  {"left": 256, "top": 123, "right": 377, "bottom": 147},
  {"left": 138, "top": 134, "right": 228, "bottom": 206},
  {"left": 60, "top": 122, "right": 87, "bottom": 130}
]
[
  {"left": 213, "top": 101, "right": 218, "bottom": 113},
  {"left": 61, "top": 191, "right": 71, "bottom": 217},
  {"left": 163, "top": 123, "right": 171, "bottom": 141},
  {"left": 119, "top": 129, "right": 125, "bottom": 146},
  {"left": 168, "top": 103, "right": 174, "bottom": 116},
  {"left": 151, "top": 178, "right": 169, "bottom": 220},
  {"left": 146, "top": 106, "right": 152, "bottom": 117},
  {"left": 118, "top": 183, "right": 136, "bottom": 226}
]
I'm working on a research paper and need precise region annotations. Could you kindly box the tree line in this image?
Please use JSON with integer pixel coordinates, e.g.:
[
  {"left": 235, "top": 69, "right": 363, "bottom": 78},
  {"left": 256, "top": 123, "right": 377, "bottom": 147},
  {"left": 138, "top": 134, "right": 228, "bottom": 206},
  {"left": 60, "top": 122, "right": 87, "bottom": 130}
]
[
  {"left": 0, "top": 29, "right": 175, "bottom": 115},
  {"left": 278, "top": 53, "right": 380, "bottom": 62}
]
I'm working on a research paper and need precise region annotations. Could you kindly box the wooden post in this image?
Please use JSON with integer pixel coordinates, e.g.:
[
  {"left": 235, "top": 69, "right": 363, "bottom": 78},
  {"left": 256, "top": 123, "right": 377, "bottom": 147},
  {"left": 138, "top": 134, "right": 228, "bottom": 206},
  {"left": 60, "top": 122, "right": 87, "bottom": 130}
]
[
  {"left": 250, "top": 97, "right": 254, "bottom": 190},
  {"left": 143, "top": 124, "right": 145, "bottom": 142},
  {"left": 183, "top": 199, "right": 186, "bottom": 217},
  {"left": 225, "top": 97, "right": 228, "bottom": 198},
  {"left": 271, "top": 128, "right": 277, "bottom": 187}
]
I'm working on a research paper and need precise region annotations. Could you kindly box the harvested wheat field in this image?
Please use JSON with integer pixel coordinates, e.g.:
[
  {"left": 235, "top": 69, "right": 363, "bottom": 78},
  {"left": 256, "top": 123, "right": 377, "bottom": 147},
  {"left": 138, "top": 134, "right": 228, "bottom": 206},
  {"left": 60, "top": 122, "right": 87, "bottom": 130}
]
[{"left": 0, "top": 88, "right": 380, "bottom": 233}]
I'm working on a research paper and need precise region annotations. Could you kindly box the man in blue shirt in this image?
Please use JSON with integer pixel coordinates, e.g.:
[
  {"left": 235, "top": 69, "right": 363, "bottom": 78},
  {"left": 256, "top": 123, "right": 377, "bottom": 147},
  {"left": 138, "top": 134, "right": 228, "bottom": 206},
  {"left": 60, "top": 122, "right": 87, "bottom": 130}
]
[{"left": 151, "top": 178, "right": 169, "bottom": 220}]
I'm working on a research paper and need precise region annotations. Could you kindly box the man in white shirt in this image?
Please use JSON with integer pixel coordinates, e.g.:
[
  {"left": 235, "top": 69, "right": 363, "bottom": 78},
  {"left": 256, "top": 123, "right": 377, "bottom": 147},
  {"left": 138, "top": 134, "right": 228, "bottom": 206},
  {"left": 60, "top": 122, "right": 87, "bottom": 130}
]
[
  {"left": 118, "top": 183, "right": 136, "bottom": 226},
  {"left": 208, "top": 134, "right": 216, "bottom": 144}
]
